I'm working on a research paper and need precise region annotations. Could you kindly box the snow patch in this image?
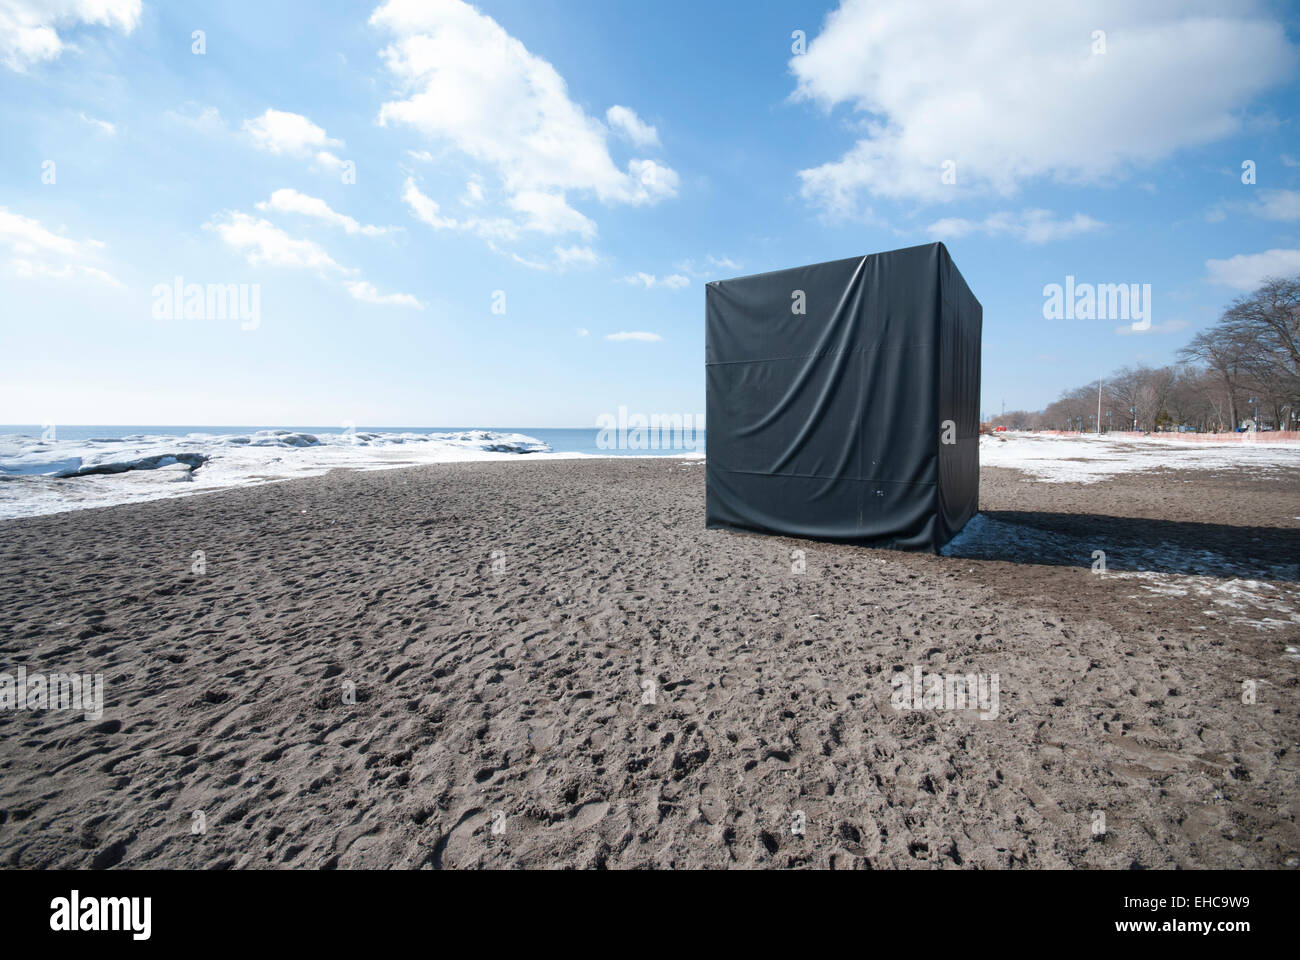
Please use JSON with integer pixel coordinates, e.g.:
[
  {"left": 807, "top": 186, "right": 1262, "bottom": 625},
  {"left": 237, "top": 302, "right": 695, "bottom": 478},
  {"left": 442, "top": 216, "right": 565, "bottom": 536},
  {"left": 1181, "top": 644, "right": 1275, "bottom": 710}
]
[
  {"left": 981, "top": 433, "right": 1300, "bottom": 484},
  {"left": 943, "top": 511, "right": 1300, "bottom": 635}
]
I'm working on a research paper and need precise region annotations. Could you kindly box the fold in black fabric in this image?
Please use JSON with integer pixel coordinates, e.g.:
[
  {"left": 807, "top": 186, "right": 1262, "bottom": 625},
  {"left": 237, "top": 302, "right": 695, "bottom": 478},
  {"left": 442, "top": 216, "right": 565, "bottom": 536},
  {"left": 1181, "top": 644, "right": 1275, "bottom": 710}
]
[{"left": 705, "top": 242, "right": 981, "bottom": 552}]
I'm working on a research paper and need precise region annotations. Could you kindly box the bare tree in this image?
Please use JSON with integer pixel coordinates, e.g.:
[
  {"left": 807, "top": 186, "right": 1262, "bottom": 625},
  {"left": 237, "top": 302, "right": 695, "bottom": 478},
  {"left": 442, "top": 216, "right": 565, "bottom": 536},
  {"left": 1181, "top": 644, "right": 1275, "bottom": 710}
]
[
  {"left": 1179, "top": 328, "right": 1249, "bottom": 429},
  {"left": 1223, "top": 276, "right": 1300, "bottom": 378},
  {"left": 1005, "top": 275, "right": 1300, "bottom": 434},
  {"left": 1105, "top": 366, "right": 1171, "bottom": 431}
]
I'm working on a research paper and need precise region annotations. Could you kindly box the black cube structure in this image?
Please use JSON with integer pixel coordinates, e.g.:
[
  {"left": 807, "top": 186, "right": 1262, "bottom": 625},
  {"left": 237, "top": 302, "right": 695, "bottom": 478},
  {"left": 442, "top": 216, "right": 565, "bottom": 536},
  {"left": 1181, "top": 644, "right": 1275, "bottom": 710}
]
[{"left": 705, "top": 242, "right": 981, "bottom": 552}]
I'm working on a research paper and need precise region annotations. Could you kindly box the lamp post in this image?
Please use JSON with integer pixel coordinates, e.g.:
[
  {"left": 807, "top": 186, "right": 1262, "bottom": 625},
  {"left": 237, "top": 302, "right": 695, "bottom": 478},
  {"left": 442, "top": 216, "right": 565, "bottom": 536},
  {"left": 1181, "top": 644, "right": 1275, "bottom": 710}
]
[{"left": 1096, "top": 373, "right": 1102, "bottom": 437}]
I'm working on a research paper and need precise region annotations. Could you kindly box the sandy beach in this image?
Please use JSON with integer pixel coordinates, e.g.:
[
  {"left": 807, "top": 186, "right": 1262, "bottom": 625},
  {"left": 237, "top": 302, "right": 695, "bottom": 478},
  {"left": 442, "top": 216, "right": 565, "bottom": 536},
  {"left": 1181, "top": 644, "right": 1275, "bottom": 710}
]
[{"left": 1, "top": 448, "right": 1297, "bottom": 869}]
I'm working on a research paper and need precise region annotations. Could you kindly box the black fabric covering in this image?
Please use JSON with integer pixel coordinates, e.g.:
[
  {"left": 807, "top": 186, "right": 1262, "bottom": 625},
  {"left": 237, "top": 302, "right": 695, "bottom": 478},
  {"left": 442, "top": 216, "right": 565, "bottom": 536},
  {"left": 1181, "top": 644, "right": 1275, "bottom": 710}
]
[{"left": 705, "top": 242, "right": 981, "bottom": 552}]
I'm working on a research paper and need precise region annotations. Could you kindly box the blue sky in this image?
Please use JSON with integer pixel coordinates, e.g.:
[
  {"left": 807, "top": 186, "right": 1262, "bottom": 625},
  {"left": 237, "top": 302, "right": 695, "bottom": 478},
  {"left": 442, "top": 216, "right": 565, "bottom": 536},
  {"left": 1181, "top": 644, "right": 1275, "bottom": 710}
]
[{"left": 1, "top": 0, "right": 1298, "bottom": 427}]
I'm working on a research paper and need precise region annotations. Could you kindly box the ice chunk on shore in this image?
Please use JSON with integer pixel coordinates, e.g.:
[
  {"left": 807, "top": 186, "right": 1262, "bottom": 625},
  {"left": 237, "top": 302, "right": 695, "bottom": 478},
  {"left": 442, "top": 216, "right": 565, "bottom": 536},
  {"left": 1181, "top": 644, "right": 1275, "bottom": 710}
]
[
  {"left": 54, "top": 453, "right": 209, "bottom": 478},
  {"left": 0, "top": 429, "right": 559, "bottom": 519},
  {"left": 249, "top": 431, "right": 319, "bottom": 447}
]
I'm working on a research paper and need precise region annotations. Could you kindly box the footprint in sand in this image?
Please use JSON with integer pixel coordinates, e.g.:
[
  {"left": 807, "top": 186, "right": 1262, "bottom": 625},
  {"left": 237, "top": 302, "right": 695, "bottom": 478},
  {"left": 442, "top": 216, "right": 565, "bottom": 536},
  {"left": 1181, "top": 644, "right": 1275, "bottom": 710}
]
[{"left": 569, "top": 800, "right": 609, "bottom": 833}]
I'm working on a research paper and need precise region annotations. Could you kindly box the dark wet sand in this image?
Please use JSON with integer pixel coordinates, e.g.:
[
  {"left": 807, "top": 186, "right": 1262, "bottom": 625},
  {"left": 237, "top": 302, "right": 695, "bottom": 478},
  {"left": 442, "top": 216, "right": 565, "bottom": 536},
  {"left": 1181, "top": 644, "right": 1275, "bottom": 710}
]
[{"left": 0, "top": 457, "right": 1296, "bottom": 868}]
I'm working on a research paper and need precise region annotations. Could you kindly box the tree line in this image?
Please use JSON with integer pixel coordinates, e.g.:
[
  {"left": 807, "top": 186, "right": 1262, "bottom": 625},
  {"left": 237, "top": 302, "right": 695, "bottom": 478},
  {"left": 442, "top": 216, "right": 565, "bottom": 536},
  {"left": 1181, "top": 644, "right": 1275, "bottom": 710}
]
[{"left": 992, "top": 275, "right": 1300, "bottom": 433}]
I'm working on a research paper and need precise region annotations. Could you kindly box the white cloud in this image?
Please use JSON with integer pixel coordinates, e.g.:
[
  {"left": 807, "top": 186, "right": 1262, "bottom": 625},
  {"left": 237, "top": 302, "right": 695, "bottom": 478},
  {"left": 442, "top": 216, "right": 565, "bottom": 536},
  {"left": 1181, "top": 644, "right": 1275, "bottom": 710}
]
[
  {"left": 576, "top": 327, "right": 589, "bottom": 337},
  {"left": 505, "top": 250, "right": 548, "bottom": 270},
  {"left": 256, "top": 188, "right": 391, "bottom": 236},
  {"left": 0, "top": 207, "right": 83, "bottom": 258},
  {"left": 1114, "top": 318, "right": 1187, "bottom": 336},
  {"left": 466, "top": 217, "right": 522, "bottom": 241},
  {"left": 0, "top": 0, "right": 140, "bottom": 71},
  {"left": 314, "top": 151, "right": 349, "bottom": 173},
  {"left": 402, "top": 177, "right": 461, "bottom": 230},
  {"left": 622, "top": 159, "right": 679, "bottom": 206},
  {"left": 605, "top": 331, "right": 663, "bottom": 342},
  {"left": 206, "top": 212, "right": 350, "bottom": 275},
  {"left": 208, "top": 210, "right": 421, "bottom": 307},
  {"left": 1205, "top": 249, "right": 1300, "bottom": 290},
  {"left": 79, "top": 113, "right": 115, "bottom": 136},
  {"left": 371, "top": 0, "right": 677, "bottom": 244},
  {"left": 462, "top": 177, "right": 485, "bottom": 206},
  {"left": 166, "top": 105, "right": 224, "bottom": 135},
  {"left": 1250, "top": 188, "right": 1300, "bottom": 221},
  {"left": 791, "top": 0, "right": 1296, "bottom": 213},
  {"left": 346, "top": 281, "right": 423, "bottom": 309},
  {"left": 1208, "top": 188, "right": 1300, "bottom": 223},
  {"left": 1282, "top": 154, "right": 1300, "bottom": 168},
  {"left": 243, "top": 109, "right": 347, "bottom": 169},
  {"left": 926, "top": 209, "right": 1103, "bottom": 244},
  {"left": 677, "top": 255, "right": 741, "bottom": 277},
  {"left": 244, "top": 108, "right": 341, "bottom": 154},
  {"left": 0, "top": 207, "right": 121, "bottom": 286},
  {"left": 606, "top": 105, "right": 659, "bottom": 147},
  {"left": 509, "top": 190, "right": 596, "bottom": 238},
  {"left": 76, "top": 264, "right": 123, "bottom": 287},
  {"left": 554, "top": 245, "right": 600, "bottom": 268},
  {"left": 481, "top": 243, "right": 600, "bottom": 272},
  {"left": 403, "top": 177, "right": 597, "bottom": 249},
  {"left": 618, "top": 272, "right": 689, "bottom": 290},
  {"left": 11, "top": 258, "right": 72, "bottom": 279},
  {"left": 13, "top": 259, "right": 123, "bottom": 288}
]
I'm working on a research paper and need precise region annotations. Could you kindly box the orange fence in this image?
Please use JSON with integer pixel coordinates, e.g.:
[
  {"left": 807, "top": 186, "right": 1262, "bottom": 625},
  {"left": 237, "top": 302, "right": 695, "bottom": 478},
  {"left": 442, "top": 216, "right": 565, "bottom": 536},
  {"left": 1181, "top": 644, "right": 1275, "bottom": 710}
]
[{"left": 1021, "top": 430, "right": 1300, "bottom": 444}]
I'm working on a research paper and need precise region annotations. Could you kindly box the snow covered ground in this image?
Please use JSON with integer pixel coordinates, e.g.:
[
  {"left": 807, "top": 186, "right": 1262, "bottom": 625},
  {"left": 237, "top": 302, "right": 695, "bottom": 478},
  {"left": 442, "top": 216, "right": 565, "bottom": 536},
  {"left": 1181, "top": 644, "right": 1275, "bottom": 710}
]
[
  {"left": 0, "top": 429, "right": 658, "bottom": 520},
  {"left": 942, "top": 513, "right": 1300, "bottom": 633},
  {"left": 980, "top": 432, "right": 1300, "bottom": 483},
  {"left": 952, "top": 434, "right": 1300, "bottom": 636}
]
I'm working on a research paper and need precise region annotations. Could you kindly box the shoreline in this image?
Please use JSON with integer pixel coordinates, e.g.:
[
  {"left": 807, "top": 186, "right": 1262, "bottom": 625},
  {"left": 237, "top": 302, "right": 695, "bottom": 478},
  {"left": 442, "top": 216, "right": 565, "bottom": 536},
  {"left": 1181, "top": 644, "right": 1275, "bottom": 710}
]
[{"left": 0, "top": 449, "right": 706, "bottom": 522}]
